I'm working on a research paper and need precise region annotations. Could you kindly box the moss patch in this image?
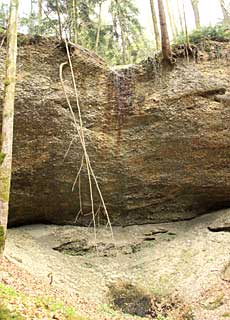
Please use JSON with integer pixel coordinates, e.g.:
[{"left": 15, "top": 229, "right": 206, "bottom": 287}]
[
  {"left": 0, "top": 152, "right": 6, "bottom": 166},
  {"left": 0, "top": 283, "right": 88, "bottom": 320},
  {"left": 0, "top": 304, "right": 24, "bottom": 320},
  {"left": 0, "top": 226, "right": 5, "bottom": 254}
]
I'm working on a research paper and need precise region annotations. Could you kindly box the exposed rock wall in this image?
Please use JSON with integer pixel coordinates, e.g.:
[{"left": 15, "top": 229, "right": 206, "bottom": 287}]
[{"left": 0, "top": 39, "right": 230, "bottom": 226}]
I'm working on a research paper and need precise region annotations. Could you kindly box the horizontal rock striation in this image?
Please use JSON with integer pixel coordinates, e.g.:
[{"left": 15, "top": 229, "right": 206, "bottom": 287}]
[{"left": 0, "top": 39, "right": 230, "bottom": 226}]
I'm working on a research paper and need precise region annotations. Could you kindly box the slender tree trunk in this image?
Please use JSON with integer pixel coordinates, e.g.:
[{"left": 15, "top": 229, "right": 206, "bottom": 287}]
[
  {"left": 72, "top": 0, "right": 78, "bottom": 43},
  {"left": 95, "top": 1, "right": 102, "bottom": 52},
  {"left": 55, "top": 0, "right": 63, "bottom": 40},
  {"left": 183, "top": 1, "right": 190, "bottom": 61},
  {"left": 29, "top": 0, "right": 33, "bottom": 34},
  {"left": 115, "top": 0, "right": 126, "bottom": 64},
  {"left": 177, "top": 0, "right": 185, "bottom": 34},
  {"left": 191, "top": 0, "right": 200, "bottom": 28},
  {"left": 220, "top": 0, "right": 230, "bottom": 24},
  {"left": 0, "top": 0, "right": 18, "bottom": 256},
  {"left": 149, "top": 0, "right": 161, "bottom": 51},
  {"left": 157, "top": 0, "right": 172, "bottom": 61},
  {"left": 165, "top": 0, "right": 177, "bottom": 38},
  {"left": 38, "top": 0, "right": 42, "bottom": 34}
]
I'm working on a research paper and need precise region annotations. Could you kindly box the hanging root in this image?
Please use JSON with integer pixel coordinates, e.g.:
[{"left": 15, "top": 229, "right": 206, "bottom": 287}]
[{"left": 59, "top": 38, "right": 114, "bottom": 244}]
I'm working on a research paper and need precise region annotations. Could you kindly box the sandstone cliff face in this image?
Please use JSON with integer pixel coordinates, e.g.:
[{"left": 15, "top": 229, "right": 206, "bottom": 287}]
[{"left": 0, "top": 39, "right": 230, "bottom": 226}]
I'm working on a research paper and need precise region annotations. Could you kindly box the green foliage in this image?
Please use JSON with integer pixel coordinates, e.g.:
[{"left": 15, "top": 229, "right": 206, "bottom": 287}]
[
  {"left": 0, "top": 3, "right": 8, "bottom": 29},
  {"left": 0, "top": 152, "right": 6, "bottom": 165},
  {"left": 174, "top": 24, "right": 230, "bottom": 46},
  {"left": 0, "top": 283, "right": 88, "bottom": 320},
  {"left": 0, "top": 226, "right": 5, "bottom": 254},
  {"left": 109, "top": 0, "right": 150, "bottom": 64},
  {"left": 18, "top": 0, "right": 151, "bottom": 65},
  {"left": 0, "top": 304, "right": 24, "bottom": 320}
]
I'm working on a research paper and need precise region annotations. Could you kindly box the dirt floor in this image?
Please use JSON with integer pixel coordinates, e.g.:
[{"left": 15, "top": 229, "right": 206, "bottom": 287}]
[{"left": 3, "top": 209, "right": 230, "bottom": 319}]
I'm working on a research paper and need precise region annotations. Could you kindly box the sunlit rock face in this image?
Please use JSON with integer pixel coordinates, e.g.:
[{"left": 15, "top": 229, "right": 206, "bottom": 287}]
[{"left": 0, "top": 38, "right": 230, "bottom": 226}]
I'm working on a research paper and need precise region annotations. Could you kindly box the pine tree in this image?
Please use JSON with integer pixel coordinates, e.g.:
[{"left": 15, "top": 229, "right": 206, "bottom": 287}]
[{"left": 0, "top": 0, "right": 19, "bottom": 255}]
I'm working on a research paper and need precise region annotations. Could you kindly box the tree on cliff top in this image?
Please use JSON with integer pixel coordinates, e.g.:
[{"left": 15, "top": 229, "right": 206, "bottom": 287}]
[
  {"left": 0, "top": 0, "right": 19, "bottom": 256},
  {"left": 219, "top": 0, "right": 230, "bottom": 24},
  {"left": 149, "top": 0, "right": 161, "bottom": 51},
  {"left": 190, "top": 0, "right": 200, "bottom": 29},
  {"left": 157, "top": 0, "right": 172, "bottom": 62}
]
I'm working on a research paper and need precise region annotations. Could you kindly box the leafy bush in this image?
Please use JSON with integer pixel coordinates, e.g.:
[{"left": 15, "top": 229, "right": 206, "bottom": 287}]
[{"left": 174, "top": 24, "right": 230, "bottom": 46}]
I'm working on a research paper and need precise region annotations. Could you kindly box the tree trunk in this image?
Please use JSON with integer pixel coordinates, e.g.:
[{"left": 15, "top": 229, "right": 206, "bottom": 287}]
[
  {"left": 149, "top": 0, "right": 161, "bottom": 51},
  {"left": 0, "top": 0, "right": 18, "bottom": 256},
  {"left": 72, "top": 0, "right": 78, "bottom": 43},
  {"left": 38, "top": 0, "right": 42, "bottom": 34},
  {"left": 177, "top": 0, "right": 185, "bottom": 34},
  {"left": 191, "top": 0, "right": 200, "bottom": 28},
  {"left": 55, "top": 0, "right": 63, "bottom": 40},
  {"left": 157, "top": 0, "right": 172, "bottom": 61},
  {"left": 165, "top": 0, "right": 178, "bottom": 38},
  {"left": 29, "top": 0, "right": 33, "bottom": 34},
  {"left": 220, "top": 0, "right": 230, "bottom": 24},
  {"left": 95, "top": 1, "right": 102, "bottom": 52},
  {"left": 115, "top": 0, "right": 126, "bottom": 64},
  {"left": 183, "top": 1, "right": 190, "bottom": 60}
]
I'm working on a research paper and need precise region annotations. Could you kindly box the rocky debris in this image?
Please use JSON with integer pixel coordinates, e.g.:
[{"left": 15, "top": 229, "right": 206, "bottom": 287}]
[
  {"left": 208, "top": 213, "right": 230, "bottom": 232},
  {"left": 53, "top": 239, "right": 142, "bottom": 257},
  {"left": 0, "top": 39, "right": 230, "bottom": 226},
  {"left": 215, "top": 94, "right": 230, "bottom": 105},
  {"left": 208, "top": 224, "right": 230, "bottom": 232},
  {"left": 222, "top": 263, "right": 230, "bottom": 282}
]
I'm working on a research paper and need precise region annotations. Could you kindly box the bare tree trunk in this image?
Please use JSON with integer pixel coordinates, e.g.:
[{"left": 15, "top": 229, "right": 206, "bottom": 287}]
[
  {"left": 0, "top": 0, "right": 18, "bottom": 256},
  {"left": 183, "top": 1, "right": 190, "bottom": 60},
  {"left": 220, "top": 0, "right": 230, "bottom": 24},
  {"left": 72, "top": 0, "right": 78, "bottom": 43},
  {"left": 115, "top": 0, "right": 126, "bottom": 64},
  {"left": 95, "top": 1, "right": 102, "bottom": 52},
  {"left": 191, "top": 0, "right": 200, "bottom": 28},
  {"left": 166, "top": 0, "right": 178, "bottom": 38},
  {"left": 149, "top": 0, "right": 161, "bottom": 51},
  {"left": 158, "top": 0, "right": 172, "bottom": 61},
  {"left": 38, "top": 0, "right": 42, "bottom": 34},
  {"left": 29, "top": 0, "right": 34, "bottom": 34},
  {"left": 55, "top": 0, "right": 63, "bottom": 40},
  {"left": 177, "top": 0, "right": 185, "bottom": 34}
]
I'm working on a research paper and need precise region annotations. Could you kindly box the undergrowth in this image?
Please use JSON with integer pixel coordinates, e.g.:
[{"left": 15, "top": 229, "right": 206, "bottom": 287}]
[
  {"left": 174, "top": 23, "right": 230, "bottom": 45},
  {"left": 0, "top": 283, "right": 87, "bottom": 320},
  {"left": 107, "top": 280, "right": 195, "bottom": 320}
]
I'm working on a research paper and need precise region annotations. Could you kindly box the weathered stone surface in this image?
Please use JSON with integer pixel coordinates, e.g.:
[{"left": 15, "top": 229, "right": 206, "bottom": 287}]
[
  {"left": 222, "top": 263, "right": 230, "bottom": 282},
  {"left": 0, "top": 39, "right": 230, "bottom": 226}
]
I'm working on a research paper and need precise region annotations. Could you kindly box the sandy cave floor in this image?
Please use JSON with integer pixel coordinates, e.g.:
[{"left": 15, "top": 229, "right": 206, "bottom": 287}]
[{"left": 3, "top": 209, "right": 230, "bottom": 319}]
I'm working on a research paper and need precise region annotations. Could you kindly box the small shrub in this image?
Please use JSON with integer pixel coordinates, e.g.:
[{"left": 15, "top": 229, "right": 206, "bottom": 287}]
[{"left": 174, "top": 24, "right": 230, "bottom": 46}]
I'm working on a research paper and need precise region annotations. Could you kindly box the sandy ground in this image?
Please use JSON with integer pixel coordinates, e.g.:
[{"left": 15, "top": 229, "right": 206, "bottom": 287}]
[{"left": 4, "top": 209, "right": 230, "bottom": 320}]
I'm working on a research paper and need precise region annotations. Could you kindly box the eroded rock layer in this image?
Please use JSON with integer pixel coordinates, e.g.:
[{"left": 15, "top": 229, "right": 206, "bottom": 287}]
[{"left": 0, "top": 39, "right": 230, "bottom": 226}]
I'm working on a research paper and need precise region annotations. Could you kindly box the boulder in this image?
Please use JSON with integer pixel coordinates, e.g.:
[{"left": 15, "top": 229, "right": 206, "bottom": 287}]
[{"left": 0, "top": 39, "right": 230, "bottom": 226}]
